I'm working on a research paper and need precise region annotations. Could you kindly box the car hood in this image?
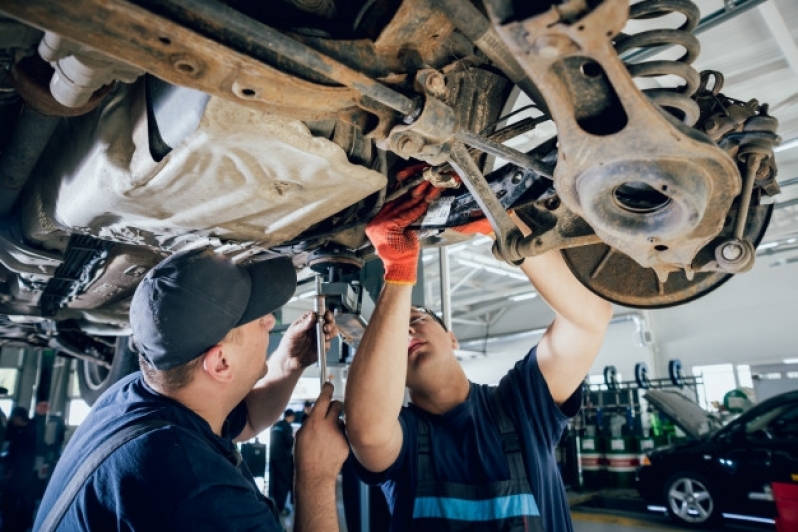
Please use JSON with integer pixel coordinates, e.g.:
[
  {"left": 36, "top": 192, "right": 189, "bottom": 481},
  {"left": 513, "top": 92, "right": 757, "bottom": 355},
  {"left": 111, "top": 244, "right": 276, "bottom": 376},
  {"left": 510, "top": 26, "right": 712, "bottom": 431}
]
[{"left": 644, "top": 389, "right": 723, "bottom": 440}]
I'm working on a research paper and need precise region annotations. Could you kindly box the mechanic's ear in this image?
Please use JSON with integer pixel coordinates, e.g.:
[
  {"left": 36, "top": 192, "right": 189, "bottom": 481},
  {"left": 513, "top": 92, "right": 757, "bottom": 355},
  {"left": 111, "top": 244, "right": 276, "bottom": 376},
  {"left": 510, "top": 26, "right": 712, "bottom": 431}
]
[
  {"left": 202, "top": 345, "right": 233, "bottom": 383},
  {"left": 450, "top": 332, "right": 459, "bottom": 350}
]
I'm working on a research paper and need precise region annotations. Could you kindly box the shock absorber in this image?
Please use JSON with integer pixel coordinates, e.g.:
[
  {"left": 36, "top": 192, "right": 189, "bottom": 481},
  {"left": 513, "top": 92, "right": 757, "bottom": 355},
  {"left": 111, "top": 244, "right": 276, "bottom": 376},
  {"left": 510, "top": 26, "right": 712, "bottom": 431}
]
[{"left": 615, "top": 0, "right": 702, "bottom": 125}]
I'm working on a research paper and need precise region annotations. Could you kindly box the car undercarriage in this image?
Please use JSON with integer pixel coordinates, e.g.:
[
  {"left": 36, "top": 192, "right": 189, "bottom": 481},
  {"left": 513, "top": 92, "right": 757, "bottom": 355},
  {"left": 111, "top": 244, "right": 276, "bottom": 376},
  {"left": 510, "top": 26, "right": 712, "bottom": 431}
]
[{"left": 0, "top": 0, "right": 782, "bottom": 401}]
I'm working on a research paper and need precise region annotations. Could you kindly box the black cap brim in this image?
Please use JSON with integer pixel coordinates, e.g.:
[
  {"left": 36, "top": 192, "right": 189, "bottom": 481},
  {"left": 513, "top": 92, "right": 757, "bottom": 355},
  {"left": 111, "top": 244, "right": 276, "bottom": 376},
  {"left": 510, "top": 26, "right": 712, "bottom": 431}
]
[{"left": 237, "top": 255, "right": 297, "bottom": 326}]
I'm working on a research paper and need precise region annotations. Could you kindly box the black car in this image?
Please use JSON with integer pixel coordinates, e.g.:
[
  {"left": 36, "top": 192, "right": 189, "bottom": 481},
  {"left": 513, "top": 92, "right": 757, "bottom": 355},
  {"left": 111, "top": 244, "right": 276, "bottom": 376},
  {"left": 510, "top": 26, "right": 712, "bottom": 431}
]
[{"left": 636, "top": 389, "right": 798, "bottom": 528}]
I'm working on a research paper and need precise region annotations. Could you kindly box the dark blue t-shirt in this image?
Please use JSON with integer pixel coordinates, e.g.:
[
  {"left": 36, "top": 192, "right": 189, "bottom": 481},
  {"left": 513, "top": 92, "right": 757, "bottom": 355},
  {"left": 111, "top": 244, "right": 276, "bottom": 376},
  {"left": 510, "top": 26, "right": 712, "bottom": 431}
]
[
  {"left": 34, "top": 372, "right": 283, "bottom": 532},
  {"left": 355, "top": 347, "right": 581, "bottom": 532}
]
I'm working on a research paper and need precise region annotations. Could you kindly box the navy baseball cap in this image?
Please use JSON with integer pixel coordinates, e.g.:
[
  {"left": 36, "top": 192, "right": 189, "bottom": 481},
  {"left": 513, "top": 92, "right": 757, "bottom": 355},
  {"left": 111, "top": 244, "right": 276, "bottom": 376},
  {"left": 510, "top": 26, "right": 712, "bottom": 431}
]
[{"left": 131, "top": 248, "right": 297, "bottom": 370}]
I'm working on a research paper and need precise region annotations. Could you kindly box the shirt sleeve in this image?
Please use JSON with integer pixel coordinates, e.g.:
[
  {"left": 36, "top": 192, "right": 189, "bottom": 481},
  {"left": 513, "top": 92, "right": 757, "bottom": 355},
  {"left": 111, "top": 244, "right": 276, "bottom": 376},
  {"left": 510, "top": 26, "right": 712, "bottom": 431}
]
[
  {"left": 350, "top": 411, "right": 414, "bottom": 486},
  {"left": 497, "top": 346, "right": 581, "bottom": 449}
]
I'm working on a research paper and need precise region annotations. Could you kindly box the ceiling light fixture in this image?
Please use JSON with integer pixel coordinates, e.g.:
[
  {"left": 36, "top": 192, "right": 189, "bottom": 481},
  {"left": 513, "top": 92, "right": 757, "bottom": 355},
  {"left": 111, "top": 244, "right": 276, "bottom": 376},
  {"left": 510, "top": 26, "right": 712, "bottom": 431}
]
[
  {"left": 774, "top": 137, "right": 798, "bottom": 153},
  {"left": 509, "top": 292, "right": 538, "bottom": 301}
]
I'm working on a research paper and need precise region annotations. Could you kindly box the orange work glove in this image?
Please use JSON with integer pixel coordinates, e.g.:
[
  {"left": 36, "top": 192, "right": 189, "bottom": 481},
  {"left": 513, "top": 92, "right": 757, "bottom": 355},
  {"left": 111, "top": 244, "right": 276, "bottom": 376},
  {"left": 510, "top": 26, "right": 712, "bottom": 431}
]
[
  {"left": 453, "top": 217, "right": 494, "bottom": 237},
  {"left": 366, "top": 181, "right": 440, "bottom": 284}
]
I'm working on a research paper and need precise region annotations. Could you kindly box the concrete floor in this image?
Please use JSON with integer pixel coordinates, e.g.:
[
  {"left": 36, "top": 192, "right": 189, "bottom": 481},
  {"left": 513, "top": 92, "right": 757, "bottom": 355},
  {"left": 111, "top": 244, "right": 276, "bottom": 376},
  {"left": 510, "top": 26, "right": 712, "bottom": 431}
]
[{"left": 572, "top": 509, "right": 774, "bottom": 532}]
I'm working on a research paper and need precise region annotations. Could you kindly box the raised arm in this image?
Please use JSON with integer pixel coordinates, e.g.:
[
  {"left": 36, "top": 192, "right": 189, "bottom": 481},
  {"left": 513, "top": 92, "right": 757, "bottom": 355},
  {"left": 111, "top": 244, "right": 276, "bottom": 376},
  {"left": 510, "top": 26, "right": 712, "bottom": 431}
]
[
  {"left": 345, "top": 183, "right": 437, "bottom": 473},
  {"left": 513, "top": 214, "right": 613, "bottom": 404}
]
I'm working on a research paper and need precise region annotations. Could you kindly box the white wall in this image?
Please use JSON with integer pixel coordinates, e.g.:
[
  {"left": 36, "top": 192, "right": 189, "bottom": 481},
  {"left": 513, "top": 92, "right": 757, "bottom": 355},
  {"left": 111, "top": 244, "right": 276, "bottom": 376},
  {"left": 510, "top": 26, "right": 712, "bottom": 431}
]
[{"left": 455, "top": 258, "right": 798, "bottom": 386}]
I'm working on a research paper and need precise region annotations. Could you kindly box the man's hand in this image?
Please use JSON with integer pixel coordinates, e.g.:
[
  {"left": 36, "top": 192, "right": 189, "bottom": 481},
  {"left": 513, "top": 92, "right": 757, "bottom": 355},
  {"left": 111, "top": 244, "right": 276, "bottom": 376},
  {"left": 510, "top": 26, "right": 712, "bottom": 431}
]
[
  {"left": 294, "top": 382, "right": 349, "bottom": 532},
  {"left": 277, "top": 310, "right": 338, "bottom": 371},
  {"left": 294, "top": 382, "right": 348, "bottom": 482},
  {"left": 365, "top": 181, "right": 440, "bottom": 284}
]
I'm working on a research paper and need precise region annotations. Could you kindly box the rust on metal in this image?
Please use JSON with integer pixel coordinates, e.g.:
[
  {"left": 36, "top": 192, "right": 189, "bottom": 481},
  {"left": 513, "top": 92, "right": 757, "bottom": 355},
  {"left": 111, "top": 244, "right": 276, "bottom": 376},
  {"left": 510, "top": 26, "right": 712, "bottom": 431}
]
[{"left": 0, "top": 0, "right": 359, "bottom": 120}]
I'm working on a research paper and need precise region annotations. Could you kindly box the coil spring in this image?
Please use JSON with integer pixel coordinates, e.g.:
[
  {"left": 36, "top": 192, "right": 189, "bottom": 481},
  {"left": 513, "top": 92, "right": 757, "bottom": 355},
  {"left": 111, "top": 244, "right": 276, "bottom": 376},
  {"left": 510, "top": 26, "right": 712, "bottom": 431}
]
[{"left": 615, "top": 0, "right": 701, "bottom": 125}]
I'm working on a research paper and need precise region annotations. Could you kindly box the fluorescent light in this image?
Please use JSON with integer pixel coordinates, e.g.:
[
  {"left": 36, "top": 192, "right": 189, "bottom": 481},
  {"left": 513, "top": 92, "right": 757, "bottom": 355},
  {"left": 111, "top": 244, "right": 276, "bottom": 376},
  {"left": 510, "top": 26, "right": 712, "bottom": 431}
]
[
  {"left": 457, "top": 258, "right": 484, "bottom": 269},
  {"left": 758, "top": 242, "right": 779, "bottom": 250},
  {"left": 784, "top": 358, "right": 798, "bottom": 364},
  {"left": 483, "top": 265, "right": 528, "bottom": 280},
  {"left": 298, "top": 291, "right": 315, "bottom": 299},
  {"left": 510, "top": 292, "right": 538, "bottom": 301},
  {"left": 775, "top": 137, "right": 798, "bottom": 153}
]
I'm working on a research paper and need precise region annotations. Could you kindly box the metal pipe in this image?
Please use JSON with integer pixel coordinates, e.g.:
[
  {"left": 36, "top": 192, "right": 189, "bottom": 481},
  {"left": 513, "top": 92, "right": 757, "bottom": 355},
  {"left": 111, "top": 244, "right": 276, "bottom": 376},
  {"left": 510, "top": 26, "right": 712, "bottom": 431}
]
[
  {"left": 448, "top": 141, "right": 524, "bottom": 265},
  {"left": 315, "top": 275, "right": 328, "bottom": 387},
  {"left": 733, "top": 154, "right": 761, "bottom": 239},
  {"left": 0, "top": 106, "right": 60, "bottom": 218},
  {"left": 454, "top": 130, "right": 554, "bottom": 177},
  {"left": 151, "top": 0, "right": 418, "bottom": 117},
  {"left": 439, "top": 246, "right": 452, "bottom": 331}
]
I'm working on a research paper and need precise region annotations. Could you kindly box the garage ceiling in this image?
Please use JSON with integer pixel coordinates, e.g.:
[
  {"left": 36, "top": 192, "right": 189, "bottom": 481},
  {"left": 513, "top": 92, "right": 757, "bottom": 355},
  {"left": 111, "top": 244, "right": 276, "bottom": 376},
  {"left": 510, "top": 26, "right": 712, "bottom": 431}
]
[{"left": 285, "top": 0, "right": 798, "bottom": 376}]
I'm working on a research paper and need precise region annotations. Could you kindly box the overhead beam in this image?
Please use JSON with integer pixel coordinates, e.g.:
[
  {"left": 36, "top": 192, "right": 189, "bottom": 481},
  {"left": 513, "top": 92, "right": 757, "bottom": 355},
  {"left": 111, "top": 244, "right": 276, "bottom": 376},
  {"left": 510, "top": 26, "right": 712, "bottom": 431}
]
[{"left": 757, "top": 1, "right": 798, "bottom": 81}]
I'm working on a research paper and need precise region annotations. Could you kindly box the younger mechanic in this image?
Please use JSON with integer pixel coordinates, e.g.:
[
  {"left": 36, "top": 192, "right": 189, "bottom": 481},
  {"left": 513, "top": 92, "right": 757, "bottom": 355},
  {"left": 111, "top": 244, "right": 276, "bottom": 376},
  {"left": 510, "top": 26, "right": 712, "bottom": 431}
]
[
  {"left": 345, "top": 185, "right": 613, "bottom": 531},
  {"left": 34, "top": 249, "right": 349, "bottom": 532}
]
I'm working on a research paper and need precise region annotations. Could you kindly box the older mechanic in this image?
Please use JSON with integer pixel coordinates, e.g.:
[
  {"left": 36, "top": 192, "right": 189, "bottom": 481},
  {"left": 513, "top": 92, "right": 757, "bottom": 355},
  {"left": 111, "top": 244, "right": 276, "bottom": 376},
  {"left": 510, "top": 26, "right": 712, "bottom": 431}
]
[
  {"left": 345, "top": 184, "right": 613, "bottom": 531},
  {"left": 34, "top": 249, "right": 349, "bottom": 532}
]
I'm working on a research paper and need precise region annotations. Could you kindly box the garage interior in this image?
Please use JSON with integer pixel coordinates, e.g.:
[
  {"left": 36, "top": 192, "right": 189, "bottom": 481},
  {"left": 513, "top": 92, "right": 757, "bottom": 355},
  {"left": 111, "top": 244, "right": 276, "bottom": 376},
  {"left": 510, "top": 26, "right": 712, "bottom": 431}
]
[{"left": 0, "top": 0, "right": 797, "bottom": 531}]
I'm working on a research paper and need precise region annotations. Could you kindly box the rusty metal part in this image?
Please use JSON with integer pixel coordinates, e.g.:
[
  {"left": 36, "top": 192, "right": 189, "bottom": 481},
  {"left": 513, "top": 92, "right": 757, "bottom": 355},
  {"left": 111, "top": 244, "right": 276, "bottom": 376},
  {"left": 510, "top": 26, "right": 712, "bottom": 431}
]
[
  {"left": 615, "top": 0, "right": 701, "bottom": 124},
  {"left": 455, "top": 130, "right": 554, "bottom": 177},
  {"left": 38, "top": 31, "right": 145, "bottom": 108},
  {"left": 561, "top": 202, "right": 773, "bottom": 308},
  {"left": 132, "top": 0, "right": 419, "bottom": 116},
  {"left": 448, "top": 141, "right": 524, "bottom": 265},
  {"left": 387, "top": 69, "right": 459, "bottom": 164},
  {"left": 486, "top": 0, "right": 741, "bottom": 283},
  {"left": 430, "top": 0, "right": 548, "bottom": 112},
  {"left": 11, "top": 55, "right": 112, "bottom": 117},
  {"left": 0, "top": 0, "right": 360, "bottom": 120}
]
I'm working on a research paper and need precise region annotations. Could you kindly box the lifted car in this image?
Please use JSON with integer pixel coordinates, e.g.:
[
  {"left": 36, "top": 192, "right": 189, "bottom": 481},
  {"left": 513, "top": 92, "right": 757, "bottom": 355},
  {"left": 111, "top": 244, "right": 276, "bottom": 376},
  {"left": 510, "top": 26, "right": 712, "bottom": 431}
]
[{"left": 0, "top": 0, "right": 781, "bottom": 402}]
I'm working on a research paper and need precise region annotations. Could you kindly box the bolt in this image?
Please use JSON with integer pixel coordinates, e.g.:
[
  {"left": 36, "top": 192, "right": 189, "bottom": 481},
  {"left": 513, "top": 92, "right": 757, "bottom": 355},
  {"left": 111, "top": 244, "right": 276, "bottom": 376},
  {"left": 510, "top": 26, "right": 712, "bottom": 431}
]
[
  {"left": 425, "top": 73, "right": 446, "bottom": 95},
  {"left": 544, "top": 197, "right": 560, "bottom": 210},
  {"left": 395, "top": 133, "right": 424, "bottom": 156},
  {"left": 703, "top": 120, "right": 717, "bottom": 132},
  {"left": 721, "top": 242, "right": 744, "bottom": 261},
  {"left": 511, "top": 170, "right": 524, "bottom": 184}
]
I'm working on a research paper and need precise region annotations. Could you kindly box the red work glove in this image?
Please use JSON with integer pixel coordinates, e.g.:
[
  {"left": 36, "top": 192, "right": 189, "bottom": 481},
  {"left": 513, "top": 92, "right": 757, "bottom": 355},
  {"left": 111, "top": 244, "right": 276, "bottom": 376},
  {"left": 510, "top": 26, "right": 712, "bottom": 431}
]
[{"left": 366, "top": 181, "right": 440, "bottom": 284}]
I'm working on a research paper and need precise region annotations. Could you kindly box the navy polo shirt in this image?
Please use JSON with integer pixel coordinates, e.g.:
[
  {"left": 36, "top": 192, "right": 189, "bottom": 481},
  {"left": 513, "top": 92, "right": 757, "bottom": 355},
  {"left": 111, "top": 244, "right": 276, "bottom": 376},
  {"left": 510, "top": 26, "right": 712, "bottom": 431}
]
[
  {"left": 355, "top": 347, "right": 581, "bottom": 532},
  {"left": 34, "top": 372, "right": 283, "bottom": 531}
]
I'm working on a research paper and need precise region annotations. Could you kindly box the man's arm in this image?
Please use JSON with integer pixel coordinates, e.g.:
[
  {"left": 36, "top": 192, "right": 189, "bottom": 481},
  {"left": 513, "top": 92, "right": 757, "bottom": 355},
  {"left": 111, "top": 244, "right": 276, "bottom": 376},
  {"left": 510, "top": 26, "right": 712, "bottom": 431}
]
[
  {"left": 294, "top": 382, "right": 349, "bottom": 532},
  {"left": 513, "top": 215, "right": 613, "bottom": 404},
  {"left": 344, "top": 283, "right": 412, "bottom": 473},
  {"left": 237, "top": 310, "right": 337, "bottom": 442},
  {"left": 345, "top": 184, "right": 437, "bottom": 473}
]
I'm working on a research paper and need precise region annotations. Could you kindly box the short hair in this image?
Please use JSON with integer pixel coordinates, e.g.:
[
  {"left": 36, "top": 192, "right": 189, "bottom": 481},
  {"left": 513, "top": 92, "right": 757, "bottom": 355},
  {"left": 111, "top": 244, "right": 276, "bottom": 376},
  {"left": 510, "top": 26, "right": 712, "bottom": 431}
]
[
  {"left": 411, "top": 306, "right": 448, "bottom": 331},
  {"left": 138, "top": 323, "right": 245, "bottom": 393},
  {"left": 139, "top": 354, "right": 203, "bottom": 392},
  {"left": 284, "top": 409, "right": 295, "bottom": 419}
]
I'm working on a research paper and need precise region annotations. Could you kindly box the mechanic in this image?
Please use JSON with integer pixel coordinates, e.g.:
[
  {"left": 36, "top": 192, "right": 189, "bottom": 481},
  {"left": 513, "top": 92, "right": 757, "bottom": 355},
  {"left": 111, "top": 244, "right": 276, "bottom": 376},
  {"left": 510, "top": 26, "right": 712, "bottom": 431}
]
[
  {"left": 345, "top": 183, "right": 613, "bottom": 531},
  {"left": 34, "top": 249, "right": 349, "bottom": 532}
]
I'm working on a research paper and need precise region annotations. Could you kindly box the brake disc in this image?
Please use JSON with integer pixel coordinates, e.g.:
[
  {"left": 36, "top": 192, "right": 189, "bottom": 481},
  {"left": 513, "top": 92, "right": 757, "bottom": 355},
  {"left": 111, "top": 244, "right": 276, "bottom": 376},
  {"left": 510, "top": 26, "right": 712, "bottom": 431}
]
[{"left": 561, "top": 202, "right": 773, "bottom": 308}]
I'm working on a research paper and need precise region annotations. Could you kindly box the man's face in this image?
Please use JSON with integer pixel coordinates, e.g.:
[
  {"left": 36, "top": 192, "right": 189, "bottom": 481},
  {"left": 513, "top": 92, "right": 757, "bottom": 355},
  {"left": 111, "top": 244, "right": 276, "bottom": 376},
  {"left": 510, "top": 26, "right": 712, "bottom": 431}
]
[
  {"left": 228, "top": 313, "right": 276, "bottom": 385},
  {"left": 407, "top": 307, "right": 457, "bottom": 376}
]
